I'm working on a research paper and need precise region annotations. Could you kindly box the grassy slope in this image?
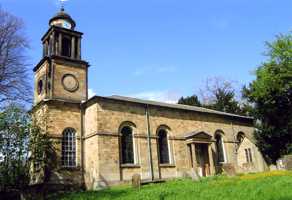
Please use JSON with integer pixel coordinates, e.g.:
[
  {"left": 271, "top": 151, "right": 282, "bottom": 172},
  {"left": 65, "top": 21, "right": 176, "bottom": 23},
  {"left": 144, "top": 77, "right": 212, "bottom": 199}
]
[{"left": 52, "top": 171, "right": 292, "bottom": 200}]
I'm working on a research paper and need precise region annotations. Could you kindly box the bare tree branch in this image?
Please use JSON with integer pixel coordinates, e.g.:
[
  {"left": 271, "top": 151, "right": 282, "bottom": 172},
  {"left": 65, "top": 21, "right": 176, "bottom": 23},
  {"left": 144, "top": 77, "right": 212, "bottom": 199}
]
[{"left": 0, "top": 8, "right": 31, "bottom": 107}]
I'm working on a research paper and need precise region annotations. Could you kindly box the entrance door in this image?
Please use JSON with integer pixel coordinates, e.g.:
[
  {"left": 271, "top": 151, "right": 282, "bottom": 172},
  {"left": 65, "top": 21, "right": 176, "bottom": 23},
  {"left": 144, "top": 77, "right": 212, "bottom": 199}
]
[{"left": 195, "top": 143, "right": 210, "bottom": 177}]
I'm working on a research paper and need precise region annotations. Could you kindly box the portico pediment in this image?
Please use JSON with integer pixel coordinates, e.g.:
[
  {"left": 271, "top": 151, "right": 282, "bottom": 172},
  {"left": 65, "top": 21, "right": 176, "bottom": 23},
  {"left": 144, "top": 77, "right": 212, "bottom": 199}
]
[{"left": 185, "top": 131, "right": 213, "bottom": 143}]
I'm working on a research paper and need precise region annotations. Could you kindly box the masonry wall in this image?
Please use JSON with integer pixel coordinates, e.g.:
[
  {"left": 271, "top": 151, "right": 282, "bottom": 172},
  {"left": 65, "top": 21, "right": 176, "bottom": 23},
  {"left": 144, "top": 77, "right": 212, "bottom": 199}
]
[
  {"left": 52, "top": 62, "right": 87, "bottom": 102},
  {"left": 45, "top": 101, "right": 83, "bottom": 187},
  {"left": 83, "top": 98, "right": 267, "bottom": 190},
  {"left": 34, "top": 61, "right": 49, "bottom": 104}
]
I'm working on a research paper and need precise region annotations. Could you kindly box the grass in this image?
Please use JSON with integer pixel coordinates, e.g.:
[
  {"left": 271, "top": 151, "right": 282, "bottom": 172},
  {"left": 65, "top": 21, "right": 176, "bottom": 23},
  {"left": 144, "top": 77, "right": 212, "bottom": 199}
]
[{"left": 50, "top": 171, "right": 292, "bottom": 200}]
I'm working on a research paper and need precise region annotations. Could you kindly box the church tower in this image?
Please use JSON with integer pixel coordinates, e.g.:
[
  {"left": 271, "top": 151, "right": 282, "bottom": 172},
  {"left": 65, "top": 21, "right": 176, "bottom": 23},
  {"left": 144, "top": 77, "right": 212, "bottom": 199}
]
[
  {"left": 34, "top": 7, "right": 88, "bottom": 104},
  {"left": 32, "top": 8, "right": 88, "bottom": 186}
]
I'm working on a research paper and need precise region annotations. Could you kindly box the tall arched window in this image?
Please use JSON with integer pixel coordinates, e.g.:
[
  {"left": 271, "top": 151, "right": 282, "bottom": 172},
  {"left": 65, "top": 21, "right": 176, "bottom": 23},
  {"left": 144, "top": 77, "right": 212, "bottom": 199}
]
[
  {"left": 121, "top": 126, "right": 134, "bottom": 164},
  {"left": 215, "top": 132, "right": 226, "bottom": 163},
  {"left": 158, "top": 129, "right": 170, "bottom": 164},
  {"left": 61, "top": 128, "right": 76, "bottom": 167},
  {"left": 237, "top": 132, "right": 245, "bottom": 144}
]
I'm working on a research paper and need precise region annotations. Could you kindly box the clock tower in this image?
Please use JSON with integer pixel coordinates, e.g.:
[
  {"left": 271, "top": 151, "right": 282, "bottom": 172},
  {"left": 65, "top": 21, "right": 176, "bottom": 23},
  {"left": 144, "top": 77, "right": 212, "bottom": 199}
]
[
  {"left": 32, "top": 8, "right": 88, "bottom": 186},
  {"left": 34, "top": 7, "right": 88, "bottom": 104}
]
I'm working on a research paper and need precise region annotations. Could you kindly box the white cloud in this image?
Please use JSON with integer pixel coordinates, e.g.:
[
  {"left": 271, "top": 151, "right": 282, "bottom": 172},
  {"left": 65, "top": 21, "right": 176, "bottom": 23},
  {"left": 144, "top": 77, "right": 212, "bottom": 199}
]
[
  {"left": 88, "top": 88, "right": 96, "bottom": 98},
  {"left": 133, "top": 65, "right": 177, "bottom": 76},
  {"left": 128, "top": 90, "right": 180, "bottom": 104}
]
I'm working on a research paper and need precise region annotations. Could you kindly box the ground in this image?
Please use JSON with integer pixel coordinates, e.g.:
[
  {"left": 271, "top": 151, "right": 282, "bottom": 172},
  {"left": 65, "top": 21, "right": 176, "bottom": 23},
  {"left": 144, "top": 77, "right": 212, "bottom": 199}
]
[{"left": 50, "top": 171, "right": 292, "bottom": 200}]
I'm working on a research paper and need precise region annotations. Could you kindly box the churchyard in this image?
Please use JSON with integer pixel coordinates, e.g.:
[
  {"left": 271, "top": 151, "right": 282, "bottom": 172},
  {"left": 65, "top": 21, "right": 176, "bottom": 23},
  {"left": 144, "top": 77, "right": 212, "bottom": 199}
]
[{"left": 50, "top": 171, "right": 292, "bottom": 200}]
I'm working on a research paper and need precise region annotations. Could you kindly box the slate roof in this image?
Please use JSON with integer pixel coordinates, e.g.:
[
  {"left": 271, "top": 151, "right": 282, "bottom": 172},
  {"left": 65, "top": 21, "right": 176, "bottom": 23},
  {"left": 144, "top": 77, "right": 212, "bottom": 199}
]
[{"left": 86, "top": 95, "right": 253, "bottom": 120}]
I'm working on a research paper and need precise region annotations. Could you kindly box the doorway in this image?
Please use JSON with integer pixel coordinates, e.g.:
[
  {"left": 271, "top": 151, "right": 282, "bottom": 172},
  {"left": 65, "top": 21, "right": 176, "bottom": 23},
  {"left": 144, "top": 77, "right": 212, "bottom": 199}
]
[{"left": 195, "top": 143, "right": 210, "bottom": 177}]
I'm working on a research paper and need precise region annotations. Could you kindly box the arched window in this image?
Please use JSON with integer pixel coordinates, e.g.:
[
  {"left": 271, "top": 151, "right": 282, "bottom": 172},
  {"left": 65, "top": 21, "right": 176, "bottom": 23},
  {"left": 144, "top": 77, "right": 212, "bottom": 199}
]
[
  {"left": 237, "top": 132, "right": 245, "bottom": 144},
  {"left": 215, "top": 132, "right": 226, "bottom": 163},
  {"left": 61, "top": 128, "right": 76, "bottom": 167},
  {"left": 121, "top": 126, "right": 134, "bottom": 164},
  {"left": 158, "top": 129, "right": 170, "bottom": 164}
]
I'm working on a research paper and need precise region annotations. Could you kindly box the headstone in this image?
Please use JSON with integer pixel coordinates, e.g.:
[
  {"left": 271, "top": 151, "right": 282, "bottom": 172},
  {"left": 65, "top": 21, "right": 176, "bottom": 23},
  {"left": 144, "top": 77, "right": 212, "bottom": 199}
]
[
  {"left": 276, "top": 159, "right": 285, "bottom": 170},
  {"left": 221, "top": 163, "right": 236, "bottom": 176},
  {"left": 132, "top": 174, "right": 141, "bottom": 189},
  {"left": 284, "top": 155, "right": 292, "bottom": 170}
]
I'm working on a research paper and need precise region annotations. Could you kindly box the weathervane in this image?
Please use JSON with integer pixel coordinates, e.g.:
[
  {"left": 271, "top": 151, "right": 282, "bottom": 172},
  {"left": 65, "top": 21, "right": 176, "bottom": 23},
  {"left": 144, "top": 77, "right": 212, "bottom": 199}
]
[{"left": 59, "top": 0, "right": 69, "bottom": 11}]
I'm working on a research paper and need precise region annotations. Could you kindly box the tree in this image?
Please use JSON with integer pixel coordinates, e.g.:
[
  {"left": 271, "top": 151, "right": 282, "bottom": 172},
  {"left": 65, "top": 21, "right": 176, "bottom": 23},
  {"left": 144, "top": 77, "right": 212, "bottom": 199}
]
[
  {"left": 243, "top": 33, "right": 292, "bottom": 163},
  {"left": 178, "top": 95, "right": 201, "bottom": 107},
  {"left": 200, "top": 77, "right": 244, "bottom": 115},
  {"left": 0, "top": 104, "right": 53, "bottom": 192},
  {"left": 0, "top": 8, "right": 31, "bottom": 106},
  {"left": 0, "top": 105, "right": 30, "bottom": 190}
]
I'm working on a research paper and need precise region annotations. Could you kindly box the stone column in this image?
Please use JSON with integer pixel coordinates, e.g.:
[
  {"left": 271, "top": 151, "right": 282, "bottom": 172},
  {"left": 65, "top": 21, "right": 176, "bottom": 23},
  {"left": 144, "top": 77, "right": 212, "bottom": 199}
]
[
  {"left": 58, "top": 33, "right": 62, "bottom": 56},
  {"left": 51, "top": 32, "right": 55, "bottom": 55},
  {"left": 71, "top": 36, "right": 75, "bottom": 59},
  {"left": 191, "top": 143, "right": 197, "bottom": 170},
  {"left": 43, "top": 42, "right": 46, "bottom": 57},
  {"left": 77, "top": 38, "right": 81, "bottom": 59},
  {"left": 208, "top": 143, "right": 215, "bottom": 175}
]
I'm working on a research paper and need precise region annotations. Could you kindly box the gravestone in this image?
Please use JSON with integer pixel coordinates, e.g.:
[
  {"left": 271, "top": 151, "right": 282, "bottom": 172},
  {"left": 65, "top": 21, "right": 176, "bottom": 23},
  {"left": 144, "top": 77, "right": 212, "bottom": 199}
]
[
  {"left": 222, "top": 163, "right": 236, "bottom": 176},
  {"left": 132, "top": 174, "right": 141, "bottom": 189}
]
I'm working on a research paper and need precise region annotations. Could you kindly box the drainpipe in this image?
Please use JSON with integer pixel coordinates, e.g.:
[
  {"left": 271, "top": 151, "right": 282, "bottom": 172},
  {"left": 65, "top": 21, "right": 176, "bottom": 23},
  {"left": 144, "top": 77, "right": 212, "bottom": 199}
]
[
  {"left": 146, "top": 104, "right": 154, "bottom": 181},
  {"left": 231, "top": 117, "right": 238, "bottom": 166},
  {"left": 80, "top": 103, "right": 85, "bottom": 183}
]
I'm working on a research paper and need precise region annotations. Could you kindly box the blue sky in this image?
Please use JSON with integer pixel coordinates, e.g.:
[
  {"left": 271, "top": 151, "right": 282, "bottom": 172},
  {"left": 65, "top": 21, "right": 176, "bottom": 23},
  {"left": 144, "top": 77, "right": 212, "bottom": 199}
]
[{"left": 0, "top": 0, "right": 291, "bottom": 103}]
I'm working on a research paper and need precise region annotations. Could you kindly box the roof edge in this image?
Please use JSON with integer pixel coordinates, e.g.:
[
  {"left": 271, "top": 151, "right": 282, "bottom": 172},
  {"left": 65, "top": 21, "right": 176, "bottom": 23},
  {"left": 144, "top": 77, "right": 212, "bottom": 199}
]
[{"left": 83, "top": 95, "right": 254, "bottom": 121}]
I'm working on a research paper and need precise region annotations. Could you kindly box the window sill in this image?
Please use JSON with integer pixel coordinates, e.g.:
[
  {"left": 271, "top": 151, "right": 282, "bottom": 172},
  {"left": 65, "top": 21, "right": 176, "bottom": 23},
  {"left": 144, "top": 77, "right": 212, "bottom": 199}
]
[
  {"left": 159, "top": 164, "right": 176, "bottom": 168},
  {"left": 121, "top": 164, "right": 141, "bottom": 168},
  {"left": 60, "top": 166, "right": 81, "bottom": 171}
]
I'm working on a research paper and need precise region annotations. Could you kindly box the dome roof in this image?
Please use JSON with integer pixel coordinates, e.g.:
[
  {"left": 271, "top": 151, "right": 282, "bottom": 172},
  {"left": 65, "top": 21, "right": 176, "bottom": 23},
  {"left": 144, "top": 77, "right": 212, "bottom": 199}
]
[{"left": 49, "top": 8, "right": 76, "bottom": 29}]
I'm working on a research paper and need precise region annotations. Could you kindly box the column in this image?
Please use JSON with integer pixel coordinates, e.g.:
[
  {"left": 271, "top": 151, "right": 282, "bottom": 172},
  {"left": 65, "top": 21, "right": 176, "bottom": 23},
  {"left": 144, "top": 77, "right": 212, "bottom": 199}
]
[
  {"left": 51, "top": 32, "right": 55, "bottom": 55},
  {"left": 191, "top": 143, "right": 197, "bottom": 170},
  {"left": 71, "top": 36, "right": 75, "bottom": 59},
  {"left": 43, "top": 42, "right": 46, "bottom": 57},
  {"left": 208, "top": 143, "right": 215, "bottom": 175},
  {"left": 58, "top": 33, "right": 62, "bottom": 56},
  {"left": 77, "top": 38, "right": 81, "bottom": 59}
]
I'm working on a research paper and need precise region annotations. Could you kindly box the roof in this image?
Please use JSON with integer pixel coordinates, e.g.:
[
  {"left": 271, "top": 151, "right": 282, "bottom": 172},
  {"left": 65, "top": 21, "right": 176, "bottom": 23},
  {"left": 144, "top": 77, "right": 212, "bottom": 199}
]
[
  {"left": 49, "top": 8, "right": 76, "bottom": 29},
  {"left": 184, "top": 131, "right": 213, "bottom": 139},
  {"left": 85, "top": 95, "right": 253, "bottom": 120}
]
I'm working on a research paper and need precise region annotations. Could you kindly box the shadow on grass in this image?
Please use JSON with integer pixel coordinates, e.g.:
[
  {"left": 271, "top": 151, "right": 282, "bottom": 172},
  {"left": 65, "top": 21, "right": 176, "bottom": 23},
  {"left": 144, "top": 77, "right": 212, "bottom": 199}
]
[{"left": 48, "top": 188, "right": 130, "bottom": 200}]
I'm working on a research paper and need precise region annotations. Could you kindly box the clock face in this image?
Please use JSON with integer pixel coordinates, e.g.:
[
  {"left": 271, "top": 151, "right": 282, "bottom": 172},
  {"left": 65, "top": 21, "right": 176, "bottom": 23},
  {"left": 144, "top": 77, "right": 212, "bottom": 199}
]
[
  {"left": 50, "top": 19, "right": 72, "bottom": 29},
  {"left": 62, "top": 74, "right": 79, "bottom": 92},
  {"left": 63, "top": 21, "right": 72, "bottom": 29}
]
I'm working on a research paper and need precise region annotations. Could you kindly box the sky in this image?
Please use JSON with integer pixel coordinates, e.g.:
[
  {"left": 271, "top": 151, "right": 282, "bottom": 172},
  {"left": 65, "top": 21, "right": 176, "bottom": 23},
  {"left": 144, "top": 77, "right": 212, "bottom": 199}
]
[{"left": 0, "top": 0, "right": 291, "bottom": 103}]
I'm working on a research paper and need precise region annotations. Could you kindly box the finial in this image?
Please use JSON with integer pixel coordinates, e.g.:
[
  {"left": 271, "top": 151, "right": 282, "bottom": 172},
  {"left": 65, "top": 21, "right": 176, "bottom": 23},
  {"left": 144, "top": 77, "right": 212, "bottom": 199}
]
[{"left": 59, "top": 0, "right": 68, "bottom": 12}]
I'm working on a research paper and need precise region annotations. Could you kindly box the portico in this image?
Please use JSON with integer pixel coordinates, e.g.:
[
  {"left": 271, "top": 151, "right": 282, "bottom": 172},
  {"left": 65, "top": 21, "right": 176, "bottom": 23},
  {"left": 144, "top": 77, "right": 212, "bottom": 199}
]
[{"left": 185, "top": 131, "right": 215, "bottom": 177}]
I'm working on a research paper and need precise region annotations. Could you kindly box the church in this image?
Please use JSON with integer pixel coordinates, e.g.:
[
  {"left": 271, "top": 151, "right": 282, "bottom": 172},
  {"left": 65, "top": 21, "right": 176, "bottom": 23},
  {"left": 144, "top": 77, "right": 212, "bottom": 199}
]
[{"left": 32, "top": 8, "right": 267, "bottom": 190}]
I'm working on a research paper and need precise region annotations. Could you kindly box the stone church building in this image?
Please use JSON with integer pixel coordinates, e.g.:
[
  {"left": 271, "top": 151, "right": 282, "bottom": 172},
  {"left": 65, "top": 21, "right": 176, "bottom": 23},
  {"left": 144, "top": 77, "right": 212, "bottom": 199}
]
[{"left": 32, "top": 9, "right": 267, "bottom": 190}]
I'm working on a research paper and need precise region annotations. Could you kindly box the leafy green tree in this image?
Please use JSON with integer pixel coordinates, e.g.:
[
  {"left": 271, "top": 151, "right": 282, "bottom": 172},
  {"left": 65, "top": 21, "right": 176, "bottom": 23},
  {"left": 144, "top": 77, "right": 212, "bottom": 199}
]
[
  {"left": 0, "top": 105, "right": 30, "bottom": 190},
  {"left": 178, "top": 95, "right": 201, "bottom": 107},
  {"left": 200, "top": 77, "right": 245, "bottom": 115},
  {"left": 0, "top": 104, "right": 53, "bottom": 191},
  {"left": 243, "top": 33, "right": 292, "bottom": 163},
  {"left": 210, "top": 88, "right": 242, "bottom": 114}
]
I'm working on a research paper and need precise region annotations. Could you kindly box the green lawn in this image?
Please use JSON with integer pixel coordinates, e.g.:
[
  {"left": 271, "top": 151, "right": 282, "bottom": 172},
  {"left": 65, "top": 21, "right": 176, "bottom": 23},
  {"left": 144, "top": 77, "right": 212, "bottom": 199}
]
[{"left": 51, "top": 171, "right": 292, "bottom": 200}]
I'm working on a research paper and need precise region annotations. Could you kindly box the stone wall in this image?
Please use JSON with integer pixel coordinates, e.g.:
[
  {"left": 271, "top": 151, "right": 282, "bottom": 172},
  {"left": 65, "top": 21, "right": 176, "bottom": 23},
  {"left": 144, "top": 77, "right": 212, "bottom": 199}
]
[
  {"left": 237, "top": 137, "right": 267, "bottom": 173},
  {"left": 83, "top": 97, "right": 267, "bottom": 190},
  {"left": 52, "top": 62, "right": 87, "bottom": 102},
  {"left": 32, "top": 100, "right": 84, "bottom": 188},
  {"left": 34, "top": 61, "right": 49, "bottom": 105}
]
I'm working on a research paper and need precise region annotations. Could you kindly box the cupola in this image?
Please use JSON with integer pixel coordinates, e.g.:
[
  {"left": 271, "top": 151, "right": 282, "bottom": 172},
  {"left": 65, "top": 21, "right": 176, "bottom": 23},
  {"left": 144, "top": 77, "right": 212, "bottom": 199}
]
[{"left": 49, "top": 7, "right": 76, "bottom": 30}]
